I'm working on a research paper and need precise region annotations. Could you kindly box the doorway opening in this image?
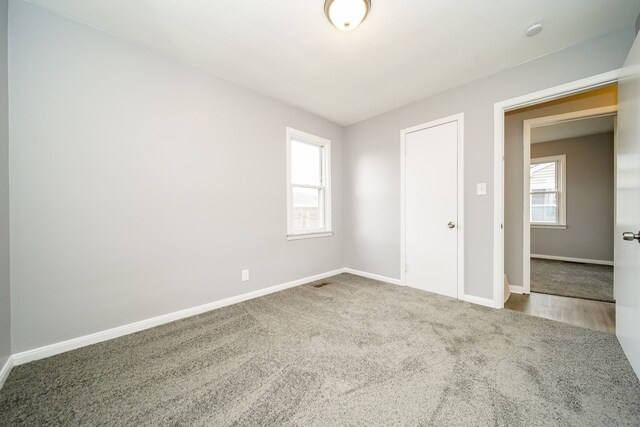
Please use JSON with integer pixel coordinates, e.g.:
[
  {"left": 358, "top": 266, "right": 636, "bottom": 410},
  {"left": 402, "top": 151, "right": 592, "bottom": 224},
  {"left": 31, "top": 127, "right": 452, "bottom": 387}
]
[{"left": 501, "top": 84, "right": 618, "bottom": 333}]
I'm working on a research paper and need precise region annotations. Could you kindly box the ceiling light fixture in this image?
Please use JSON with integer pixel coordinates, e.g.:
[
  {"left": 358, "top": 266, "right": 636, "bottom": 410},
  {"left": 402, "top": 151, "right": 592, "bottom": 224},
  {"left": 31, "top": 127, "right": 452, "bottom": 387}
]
[{"left": 325, "top": 0, "right": 371, "bottom": 32}]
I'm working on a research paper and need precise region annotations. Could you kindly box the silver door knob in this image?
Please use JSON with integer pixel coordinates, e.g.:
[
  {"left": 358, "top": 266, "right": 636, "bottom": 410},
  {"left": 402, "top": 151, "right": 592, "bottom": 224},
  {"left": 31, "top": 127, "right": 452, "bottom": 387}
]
[
  {"left": 622, "top": 231, "right": 640, "bottom": 243},
  {"left": 448, "top": 222, "right": 456, "bottom": 229}
]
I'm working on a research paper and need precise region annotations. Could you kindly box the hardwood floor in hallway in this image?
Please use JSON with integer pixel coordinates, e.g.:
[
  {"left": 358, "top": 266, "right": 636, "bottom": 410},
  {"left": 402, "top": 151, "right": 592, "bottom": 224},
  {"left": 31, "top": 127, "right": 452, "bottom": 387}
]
[{"left": 505, "top": 292, "right": 616, "bottom": 334}]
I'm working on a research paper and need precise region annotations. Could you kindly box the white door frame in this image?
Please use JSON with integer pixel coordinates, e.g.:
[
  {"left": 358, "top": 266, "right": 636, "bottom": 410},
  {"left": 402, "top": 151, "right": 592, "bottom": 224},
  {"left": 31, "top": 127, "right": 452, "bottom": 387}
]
[
  {"left": 401, "top": 113, "right": 465, "bottom": 300},
  {"left": 493, "top": 69, "right": 621, "bottom": 308},
  {"left": 521, "top": 106, "right": 618, "bottom": 293}
]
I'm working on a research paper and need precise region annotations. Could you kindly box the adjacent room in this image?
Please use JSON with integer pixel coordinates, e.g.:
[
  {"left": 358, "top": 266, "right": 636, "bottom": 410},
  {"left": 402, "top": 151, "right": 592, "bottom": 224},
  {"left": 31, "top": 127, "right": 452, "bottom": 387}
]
[
  {"left": 529, "top": 116, "right": 615, "bottom": 303},
  {"left": 1, "top": 0, "right": 640, "bottom": 425},
  {"left": 503, "top": 85, "right": 618, "bottom": 333}
]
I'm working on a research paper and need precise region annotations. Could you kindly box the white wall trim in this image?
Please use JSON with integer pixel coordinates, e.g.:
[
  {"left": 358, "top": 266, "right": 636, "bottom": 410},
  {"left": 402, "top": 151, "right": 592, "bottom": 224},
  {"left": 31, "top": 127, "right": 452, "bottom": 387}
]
[
  {"left": 509, "top": 285, "right": 525, "bottom": 294},
  {"left": 613, "top": 115, "right": 618, "bottom": 301},
  {"left": 531, "top": 254, "right": 614, "bottom": 266},
  {"left": 400, "top": 113, "right": 465, "bottom": 300},
  {"left": 461, "top": 294, "right": 495, "bottom": 308},
  {"left": 344, "top": 268, "right": 491, "bottom": 309},
  {"left": 531, "top": 225, "right": 567, "bottom": 229},
  {"left": 523, "top": 105, "right": 618, "bottom": 129},
  {"left": 0, "top": 356, "right": 14, "bottom": 390},
  {"left": 11, "top": 268, "right": 345, "bottom": 366},
  {"left": 493, "top": 69, "right": 621, "bottom": 309},
  {"left": 7, "top": 265, "right": 498, "bottom": 370},
  {"left": 343, "top": 268, "right": 403, "bottom": 286}
]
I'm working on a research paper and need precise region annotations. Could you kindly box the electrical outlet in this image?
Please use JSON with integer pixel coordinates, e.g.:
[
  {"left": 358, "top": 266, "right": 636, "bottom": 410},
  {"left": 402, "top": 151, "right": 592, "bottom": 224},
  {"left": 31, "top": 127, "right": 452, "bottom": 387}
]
[
  {"left": 476, "top": 183, "right": 487, "bottom": 196},
  {"left": 241, "top": 269, "right": 249, "bottom": 282}
]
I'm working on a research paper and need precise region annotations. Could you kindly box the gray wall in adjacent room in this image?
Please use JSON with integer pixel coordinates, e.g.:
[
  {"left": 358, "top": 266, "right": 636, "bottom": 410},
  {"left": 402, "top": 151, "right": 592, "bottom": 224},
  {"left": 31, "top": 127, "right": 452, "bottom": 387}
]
[
  {"left": 9, "top": 1, "right": 344, "bottom": 352},
  {"left": 530, "top": 133, "right": 614, "bottom": 262},
  {"left": 0, "top": 0, "right": 9, "bottom": 369},
  {"left": 344, "top": 27, "right": 634, "bottom": 300},
  {"left": 504, "top": 90, "right": 617, "bottom": 286}
]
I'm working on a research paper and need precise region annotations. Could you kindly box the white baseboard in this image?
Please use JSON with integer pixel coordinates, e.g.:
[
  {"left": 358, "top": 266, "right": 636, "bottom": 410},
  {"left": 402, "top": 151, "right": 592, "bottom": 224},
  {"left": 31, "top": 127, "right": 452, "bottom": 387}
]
[
  {"left": 0, "top": 355, "right": 14, "bottom": 390},
  {"left": 9, "top": 266, "right": 497, "bottom": 368},
  {"left": 531, "top": 254, "right": 613, "bottom": 266},
  {"left": 12, "top": 268, "right": 345, "bottom": 366},
  {"left": 462, "top": 294, "right": 496, "bottom": 308},
  {"left": 509, "top": 285, "right": 525, "bottom": 294},
  {"left": 343, "top": 268, "right": 496, "bottom": 309},
  {"left": 343, "top": 268, "right": 403, "bottom": 286}
]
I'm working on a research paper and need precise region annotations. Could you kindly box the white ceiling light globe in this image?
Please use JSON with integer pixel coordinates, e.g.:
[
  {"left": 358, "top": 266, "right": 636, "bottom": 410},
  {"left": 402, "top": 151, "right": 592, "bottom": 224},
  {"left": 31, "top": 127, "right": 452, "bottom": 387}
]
[{"left": 325, "top": 0, "right": 371, "bottom": 32}]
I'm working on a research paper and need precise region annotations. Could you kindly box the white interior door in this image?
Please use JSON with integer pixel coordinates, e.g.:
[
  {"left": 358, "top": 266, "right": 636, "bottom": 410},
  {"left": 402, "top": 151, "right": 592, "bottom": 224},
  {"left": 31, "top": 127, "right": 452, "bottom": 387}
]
[
  {"left": 616, "top": 36, "right": 640, "bottom": 378},
  {"left": 404, "top": 119, "right": 459, "bottom": 298}
]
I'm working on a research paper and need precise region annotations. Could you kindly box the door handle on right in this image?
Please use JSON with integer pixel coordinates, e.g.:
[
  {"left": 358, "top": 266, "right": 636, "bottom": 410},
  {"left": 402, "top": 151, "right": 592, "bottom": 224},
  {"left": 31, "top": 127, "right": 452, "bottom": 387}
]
[
  {"left": 622, "top": 231, "right": 640, "bottom": 243},
  {"left": 448, "top": 222, "right": 456, "bottom": 229}
]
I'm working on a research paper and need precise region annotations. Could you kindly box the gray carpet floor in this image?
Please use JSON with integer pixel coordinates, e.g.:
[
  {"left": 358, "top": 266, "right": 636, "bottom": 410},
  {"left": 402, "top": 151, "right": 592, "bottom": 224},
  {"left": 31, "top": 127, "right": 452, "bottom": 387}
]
[
  {"left": 531, "top": 258, "right": 614, "bottom": 302},
  {"left": 1, "top": 273, "right": 639, "bottom": 426}
]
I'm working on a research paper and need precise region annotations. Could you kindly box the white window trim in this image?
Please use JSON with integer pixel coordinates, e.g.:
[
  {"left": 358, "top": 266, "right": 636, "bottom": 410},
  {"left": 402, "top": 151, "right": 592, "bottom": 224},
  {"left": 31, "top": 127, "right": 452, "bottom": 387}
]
[
  {"left": 530, "top": 154, "right": 567, "bottom": 228},
  {"left": 286, "top": 127, "right": 332, "bottom": 240}
]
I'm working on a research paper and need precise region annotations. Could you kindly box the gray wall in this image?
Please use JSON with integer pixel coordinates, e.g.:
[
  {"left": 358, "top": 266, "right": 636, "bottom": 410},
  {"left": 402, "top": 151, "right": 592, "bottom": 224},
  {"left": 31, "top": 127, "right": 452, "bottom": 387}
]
[
  {"left": 0, "top": 0, "right": 9, "bottom": 369},
  {"left": 530, "top": 133, "right": 614, "bottom": 262},
  {"left": 9, "top": 1, "right": 344, "bottom": 352},
  {"left": 5, "top": 0, "right": 638, "bottom": 353},
  {"left": 344, "top": 28, "right": 634, "bottom": 300},
  {"left": 504, "top": 91, "right": 617, "bottom": 286}
]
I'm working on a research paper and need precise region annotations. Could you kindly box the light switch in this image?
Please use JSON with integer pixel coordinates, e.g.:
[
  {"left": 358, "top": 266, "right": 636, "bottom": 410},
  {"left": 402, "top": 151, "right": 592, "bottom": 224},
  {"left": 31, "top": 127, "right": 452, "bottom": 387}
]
[{"left": 477, "top": 183, "right": 487, "bottom": 196}]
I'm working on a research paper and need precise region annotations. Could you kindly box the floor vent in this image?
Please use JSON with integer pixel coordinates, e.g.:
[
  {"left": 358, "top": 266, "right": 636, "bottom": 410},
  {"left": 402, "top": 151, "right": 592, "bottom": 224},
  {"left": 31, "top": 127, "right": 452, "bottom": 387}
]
[{"left": 312, "top": 282, "right": 331, "bottom": 288}]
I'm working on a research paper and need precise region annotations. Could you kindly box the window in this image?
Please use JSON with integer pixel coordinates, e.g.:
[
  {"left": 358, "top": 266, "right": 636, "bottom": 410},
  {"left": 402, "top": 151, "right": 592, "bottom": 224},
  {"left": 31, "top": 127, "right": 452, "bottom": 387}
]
[
  {"left": 530, "top": 154, "right": 566, "bottom": 227},
  {"left": 286, "top": 128, "right": 332, "bottom": 239}
]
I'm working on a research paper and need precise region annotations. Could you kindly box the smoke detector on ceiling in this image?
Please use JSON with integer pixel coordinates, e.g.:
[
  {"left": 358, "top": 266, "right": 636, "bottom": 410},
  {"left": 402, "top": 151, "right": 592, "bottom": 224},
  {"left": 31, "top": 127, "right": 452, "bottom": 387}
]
[{"left": 526, "top": 22, "right": 543, "bottom": 37}]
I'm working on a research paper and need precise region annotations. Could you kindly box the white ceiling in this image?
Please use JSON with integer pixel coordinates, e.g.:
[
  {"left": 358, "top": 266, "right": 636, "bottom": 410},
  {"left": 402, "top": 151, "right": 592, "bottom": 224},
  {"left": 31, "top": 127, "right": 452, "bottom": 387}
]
[
  {"left": 531, "top": 115, "right": 615, "bottom": 144},
  {"left": 26, "top": 0, "right": 640, "bottom": 125}
]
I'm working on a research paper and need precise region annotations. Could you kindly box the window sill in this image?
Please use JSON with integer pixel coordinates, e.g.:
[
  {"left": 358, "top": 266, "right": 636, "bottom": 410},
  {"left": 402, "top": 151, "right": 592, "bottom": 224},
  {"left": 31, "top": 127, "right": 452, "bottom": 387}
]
[
  {"left": 531, "top": 224, "right": 567, "bottom": 230},
  {"left": 287, "top": 231, "right": 333, "bottom": 241}
]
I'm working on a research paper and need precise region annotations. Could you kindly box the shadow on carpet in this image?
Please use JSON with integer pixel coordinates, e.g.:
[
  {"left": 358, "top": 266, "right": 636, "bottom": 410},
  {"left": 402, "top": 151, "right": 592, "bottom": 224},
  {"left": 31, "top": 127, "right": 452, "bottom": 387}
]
[{"left": 531, "top": 258, "right": 614, "bottom": 303}]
